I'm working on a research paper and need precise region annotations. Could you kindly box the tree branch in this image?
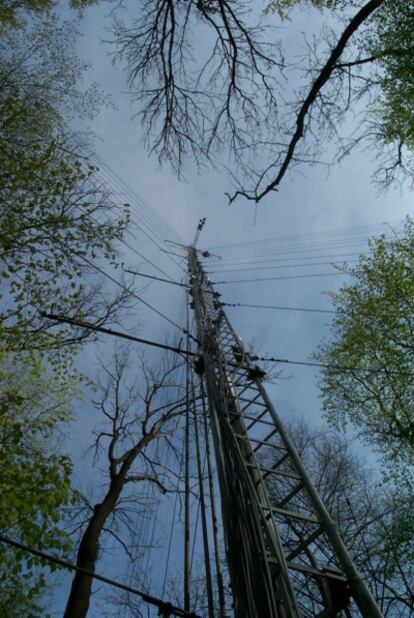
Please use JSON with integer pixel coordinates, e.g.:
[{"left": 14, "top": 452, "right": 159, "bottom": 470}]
[{"left": 228, "top": 0, "right": 386, "bottom": 203}]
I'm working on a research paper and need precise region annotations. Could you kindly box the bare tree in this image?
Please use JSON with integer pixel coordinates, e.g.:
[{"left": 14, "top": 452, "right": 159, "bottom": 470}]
[
  {"left": 227, "top": 0, "right": 386, "bottom": 202},
  {"left": 113, "top": 0, "right": 283, "bottom": 177},
  {"left": 113, "top": 0, "right": 414, "bottom": 203},
  {"left": 64, "top": 346, "right": 187, "bottom": 618}
]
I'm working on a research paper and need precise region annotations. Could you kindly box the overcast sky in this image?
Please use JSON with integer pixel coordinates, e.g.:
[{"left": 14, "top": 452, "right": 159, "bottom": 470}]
[
  {"left": 51, "top": 2, "right": 413, "bottom": 614},
  {"left": 66, "top": 0, "right": 412, "bottom": 420}
]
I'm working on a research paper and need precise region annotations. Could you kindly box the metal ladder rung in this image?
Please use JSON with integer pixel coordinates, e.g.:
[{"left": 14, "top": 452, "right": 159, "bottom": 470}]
[
  {"left": 262, "top": 452, "right": 290, "bottom": 479},
  {"left": 286, "top": 526, "right": 324, "bottom": 562},
  {"left": 237, "top": 396, "right": 267, "bottom": 409},
  {"left": 262, "top": 466, "right": 299, "bottom": 481},
  {"left": 286, "top": 561, "right": 347, "bottom": 582},
  {"left": 253, "top": 428, "right": 277, "bottom": 450},
  {"left": 275, "top": 481, "right": 303, "bottom": 509},
  {"left": 265, "top": 552, "right": 346, "bottom": 582},
  {"left": 232, "top": 382, "right": 254, "bottom": 399},
  {"left": 245, "top": 407, "right": 269, "bottom": 431},
  {"left": 245, "top": 457, "right": 297, "bottom": 483},
  {"left": 244, "top": 413, "right": 274, "bottom": 427},
  {"left": 233, "top": 434, "right": 286, "bottom": 454},
  {"left": 228, "top": 410, "right": 274, "bottom": 429},
  {"left": 242, "top": 459, "right": 290, "bottom": 488},
  {"left": 272, "top": 506, "right": 319, "bottom": 524},
  {"left": 239, "top": 392, "right": 261, "bottom": 413}
]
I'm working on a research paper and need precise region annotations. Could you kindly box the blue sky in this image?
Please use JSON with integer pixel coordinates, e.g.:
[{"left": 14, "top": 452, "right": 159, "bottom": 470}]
[
  {"left": 66, "top": 0, "right": 413, "bottom": 425},
  {"left": 49, "top": 2, "right": 413, "bottom": 614}
]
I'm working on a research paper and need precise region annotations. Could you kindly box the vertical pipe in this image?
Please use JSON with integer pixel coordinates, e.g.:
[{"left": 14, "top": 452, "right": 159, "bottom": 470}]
[
  {"left": 189, "top": 247, "right": 283, "bottom": 617},
  {"left": 200, "top": 379, "right": 227, "bottom": 618},
  {"left": 183, "top": 295, "right": 191, "bottom": 612},
  {"left": 190, "top": 374, "right": 215, "bottom": 618}
]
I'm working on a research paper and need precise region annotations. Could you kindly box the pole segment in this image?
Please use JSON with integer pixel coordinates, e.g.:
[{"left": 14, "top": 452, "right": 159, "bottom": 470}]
[
  {"left": 190, "top": 372, "right": 215, "bottom": 618},
  {"left": 200, "top": 379, "right": 227, "bottom": 618},
  {"left": 183, "top": 298, "right": 191, "bottom": 613}
]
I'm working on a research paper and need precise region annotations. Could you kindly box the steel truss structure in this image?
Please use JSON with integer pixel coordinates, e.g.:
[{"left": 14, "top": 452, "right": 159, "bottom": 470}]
[{"left": 188, "top": 245, "right": 383, "bottom": 618}]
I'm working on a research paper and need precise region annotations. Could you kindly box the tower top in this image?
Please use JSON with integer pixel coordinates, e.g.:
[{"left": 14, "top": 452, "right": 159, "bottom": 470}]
[{"left": 193, "top": 218, "right": 206, "bottom": 246}]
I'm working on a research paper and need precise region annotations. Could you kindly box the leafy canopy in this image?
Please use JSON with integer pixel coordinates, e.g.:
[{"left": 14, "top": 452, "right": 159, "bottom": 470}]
[
  {"left": 267, "top": 0, "right": 414, "bottom": 190},
  {"left": 0, "top": 0, "right": 97, "bottom": 30},
  {"left": 0, "top": 17, "right": 130, "bottom": 356},
  {"left": 370, "top": 1, "right": 414, "bottom": 150},
  {"left": 0, "top": 14, "right": 129, "bottom": 615},
  {"left": 0, "top": 344, "right": 78, "bottom": 616},
  {"left": 314, "top": 218, "right": 414, "bottom": 486},
  {"left": 265, "top": 0, "right": 351, "bottom": 18}
]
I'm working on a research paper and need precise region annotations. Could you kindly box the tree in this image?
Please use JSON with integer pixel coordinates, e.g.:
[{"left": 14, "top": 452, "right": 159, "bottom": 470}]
[
  {"left": 0, "top": 14, "right": 133, "bottom": 613},
  {"left": 113, "top": 0, "right": 283, "bottom": 179},
  {"left": 0, "top": 16, "right": 132, "bottom": 357},
  {"left": 0, "top": 0, "right": 97, "bottom": 31},
  {"left": 64, "top": 346, "right": 187, "bottom": 618},
  {"left": 0, "top": 15, "right": 103, "bottom": 141},
  {"left": 114, "top": 0, "right": 414, "bottom": 203},
  {"left": 0, "top": 344, "right": 77, "bottom": 617},
  {"left": 265, "top": 0, "right": 358, "bottom": 18},
  {"left": 314, "top": 217, "right": 414, "bottom": 486},
  {"left": 368, "top": 2, "right": 414, "bottom": 164},
  {"left": 264, "top": 419, "right": 414, "bottom": 616}
]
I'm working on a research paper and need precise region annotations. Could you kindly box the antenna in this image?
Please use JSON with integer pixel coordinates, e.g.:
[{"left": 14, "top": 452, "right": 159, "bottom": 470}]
[{"left": 193, "top": 218, "right": 206, "bottom": 247}]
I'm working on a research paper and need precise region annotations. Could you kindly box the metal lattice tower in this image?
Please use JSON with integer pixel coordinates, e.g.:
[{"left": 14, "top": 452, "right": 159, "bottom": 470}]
[{"left": 187, "top": 240, "right": 383, "bottom": 618}]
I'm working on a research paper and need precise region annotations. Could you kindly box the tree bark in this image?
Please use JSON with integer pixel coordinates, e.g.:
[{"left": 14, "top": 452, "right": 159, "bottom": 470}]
[{"left": 63, "top": 475, "right": 124, "bottom": 618}]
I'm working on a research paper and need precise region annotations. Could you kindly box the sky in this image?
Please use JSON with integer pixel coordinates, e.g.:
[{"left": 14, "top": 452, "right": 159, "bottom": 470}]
[
  {"left": 66, "top": 0, "right": 413, "bottom": 424},
  {"left": 49, "top": 1, "right": 413, "bottom": 615}
]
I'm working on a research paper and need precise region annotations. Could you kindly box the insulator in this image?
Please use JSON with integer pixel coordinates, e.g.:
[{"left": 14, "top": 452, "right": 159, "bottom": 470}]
[
  {"left": 232, "top": 346, "right": 243, "bottom": 363},
  {"left": 248, "top": 365, "right": 267, "bottom": 381},
  {"left": 194, "top": 356, "right": 205, "bottom": 375}
]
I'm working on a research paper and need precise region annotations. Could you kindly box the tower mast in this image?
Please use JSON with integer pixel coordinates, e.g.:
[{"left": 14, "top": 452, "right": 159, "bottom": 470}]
[{"left": 187, "top": 235, "right": 382, "bottom": 618}]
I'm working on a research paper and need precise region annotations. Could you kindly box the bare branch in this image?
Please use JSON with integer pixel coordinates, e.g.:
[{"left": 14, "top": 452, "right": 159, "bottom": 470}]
[{"left": 228, "top": 0, "right": 386, "bottom": 203}]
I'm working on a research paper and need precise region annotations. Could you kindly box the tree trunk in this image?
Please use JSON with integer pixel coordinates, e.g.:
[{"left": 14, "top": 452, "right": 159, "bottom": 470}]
[{"left": 63, "top": 476, "right": 124, "bottom": 618}]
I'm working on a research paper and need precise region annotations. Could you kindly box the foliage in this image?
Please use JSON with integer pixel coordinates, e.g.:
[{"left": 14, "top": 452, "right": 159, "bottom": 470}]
[
  {"left": 0, "top": 16, "right": 103, "bottom": 126},
  {"left": 0, "top": 17, "right": 130, "bottom": 355},
  {"left": 314, "top": 218, "right": 414, "bottom": 486},
  {"left": 262, "top": 0, "right": 414, "bottom": 197},
  {"left": 0, "top": 343, "right": 78, "bottom": 616},
  {"left": 0, "top": 0, "right": 97, "bottom": 31},
  {"left": 0, "top": 14, "right": 130, "bottom": 615},
  {"left": 0, "top": 0, "right": 53, "bottom": 30},
  {"left": 0, "top": 137, "right": 128, "bottom": 352},
  {"left": 265, "top": 0, "right": 352, "bottom": 18},
  {"left": 368, "top": 2, "right": 414, "bottom": 152}
]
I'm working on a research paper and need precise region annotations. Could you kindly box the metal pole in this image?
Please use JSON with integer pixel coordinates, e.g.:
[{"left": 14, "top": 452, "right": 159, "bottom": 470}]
[
  {"left": 183, "top": 298, "right": 191, "bottom": 613},
  {"left": 200, "top": 379, "right": 227, "bottom": 618},
  {"left": 190, "top": 373, "right": 215, "bottom": 618}
]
